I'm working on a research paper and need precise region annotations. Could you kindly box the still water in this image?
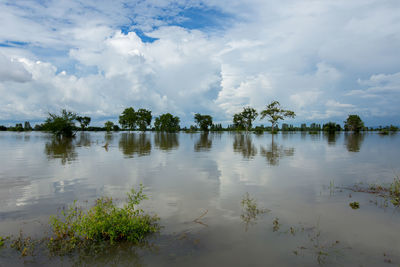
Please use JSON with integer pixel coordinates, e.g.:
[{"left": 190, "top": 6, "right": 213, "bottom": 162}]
[{"left": 0, "top": 131, "right": 399, "bottom": 266}]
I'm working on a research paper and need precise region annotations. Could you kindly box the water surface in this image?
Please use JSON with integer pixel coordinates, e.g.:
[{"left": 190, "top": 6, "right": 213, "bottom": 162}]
[{"left": 0, "top": 131, "right": 399, "bottom": 266}]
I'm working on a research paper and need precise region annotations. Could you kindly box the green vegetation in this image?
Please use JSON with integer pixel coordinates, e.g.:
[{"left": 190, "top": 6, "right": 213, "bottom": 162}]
[
  {"left": 345, "top": 176, "right": 400, "bottom": 207},
  {"left": 344, "top": 114, "right": 364, "bottom": 133},
  {"left": 42, "top": 109, "right": 77, "bottom": 137},
  {"left": 48, "top": 185, "right": 159, "bottom": 254},
  {"left": 0, "top": 186, "right": 159, "bottom": 258},
  {"left": 119, "top": 107, "right": 137, "bottom": 131},
  {"left": 260, "top": 101, "right": 295, "bottom": 133},
  {"left": 240, "top": 193, "right": 269, "bottom": 230},
  {"left": 349, "top": 202, "right": 360, "bottom": 209},
  {"left": 233, "top": 107, "right": 258, "bottom": 132},
  {"left": 76, "top": 116, "right": 91, "bottom": 131},
  {"left": 104, "top": 121, "right": 114, "bottom": 132},
  {"left": 154, "top": 113, "right": 180, "bottom": 132},
  {"left": 194, "top": 113, "right": 213, "bottom": 131},
  {"left": 136, "top": 109, "right": 152, "bottom": 131},
  {"left": 322, "top": 122, "right": 341, "bottom": 133}
]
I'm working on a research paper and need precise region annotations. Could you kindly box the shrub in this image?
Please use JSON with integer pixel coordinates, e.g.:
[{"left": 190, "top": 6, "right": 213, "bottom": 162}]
[{"left": 48, "top": 185, "right": 159, "bottom": 254}]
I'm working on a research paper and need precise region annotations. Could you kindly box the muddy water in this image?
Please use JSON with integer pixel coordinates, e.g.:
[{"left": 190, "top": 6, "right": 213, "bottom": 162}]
[{"left": 0, "top": 131, "right": 399, "bottom": 266}]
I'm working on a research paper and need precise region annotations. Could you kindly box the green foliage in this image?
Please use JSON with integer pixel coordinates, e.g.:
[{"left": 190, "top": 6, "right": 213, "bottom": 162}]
[
  {"left": 240, "top": 193, "right": 269, "bottom": 230},
  {"left": 260, "top": 101, "right": 295, "bottom": 132},
  {"left": 323, "top": 122, "right": 340, "bottom": 133},
  {"left": 233, "top": 107, "right": 258, "bottom": 131},
  {"left": 42, "top": 109, "right": 77, "bottom": 137},
  {"left": 136, "top": 109, "right": 152, "bottom": 131},
  {"left": 119, "top": 107, "right": 137, "bottom": 131},
  {"left": 389, "top": 176, "right": 400, "bottom": 206},
  {"left": 24, "top": 121, "right": 32, "bottom": 131},
  {"left": 48, "top": 185, "right": 159, "bottom": 255},
  {"left": 349, "top": 202, "right": 360, "bottom": 209},
  {"left": 194, "top": 113, "right": 213, "bottom": 131},
  {"left": 154, "top": 113, "right": 180, "bottom": 132},
  {"left": 344, "top": 114, "right": 364, "bottom": 132},
  {"left": 76, "top": 116, "right": 91, "bottom": 131},
  {"left": 104, "top": 121, "right": 114, "bottom": 132}
]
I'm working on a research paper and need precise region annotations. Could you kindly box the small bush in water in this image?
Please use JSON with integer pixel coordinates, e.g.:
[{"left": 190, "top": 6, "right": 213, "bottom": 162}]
[{"left": 49, "top": 185, "right": 159, "bottom": 254}]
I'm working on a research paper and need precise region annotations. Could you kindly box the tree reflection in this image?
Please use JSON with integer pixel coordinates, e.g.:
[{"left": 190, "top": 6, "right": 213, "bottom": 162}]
[
  {"left": 324, "top": 132, "right": 339, "bottom": 146},
  {"left": 76, "top": 132, "right": 91, "bottom": 147},
  {"left": 45, "top": 137, "right": 77, "bottom": 165},
  {"left": 345, "top": 133, "right": 365, "bottom": 152},
  {"left": 233, "top": 133, "right": 257, "bottom": 159},
  {"left": 260, "top": 137, "right": 294, "bottom": 166},
  {"left": 194, "top": 132, "right": 212, "bottom": 152},
  {"left": 119, "top": 133, "right": 151, "bottom": 158},
  {"left": 154, "top": 132, "right": 179, "bottom": 151}
]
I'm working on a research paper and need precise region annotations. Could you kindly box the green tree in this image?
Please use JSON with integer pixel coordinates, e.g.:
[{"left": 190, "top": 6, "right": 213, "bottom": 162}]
[
  {"left": 344, "top": 115, "right": 364, "bottom": 133},
  {"left": 154, "top": 113, "right": 180, "bottom": 132},
  {"left": 260, "top": 101, "right": 295, "bottom": 133},
  {"left": 76, "top": 116, "right": 91, "bottom": 131},
  {"left": 194, "top": 113, "right": 213, "bottom": 131},
  {"left": 119, "top": 107, "right": 137, "bottom": 131},
  {"left": 136, "top": 108, "right": 152, "bottom": 131},
  {"left": 323, "top": 122, "right": 340, "bottom": 133},
  {"left": 24, "top": 121, "right": 32, "bottom": 131},
  {"left": 233, "top": 107, "right": 258, "bottom": 132},
  {"left": 43, "top": 109, "right": 77, "bottom": 137},
  {"left": 104, "top": 121, "right": 114, "bottom": 132}
]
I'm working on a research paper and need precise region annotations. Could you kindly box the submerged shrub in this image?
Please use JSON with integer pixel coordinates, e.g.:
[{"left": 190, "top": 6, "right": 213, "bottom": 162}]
[{"left": 49, "top": 185, "right": 159, "bottom": 254}]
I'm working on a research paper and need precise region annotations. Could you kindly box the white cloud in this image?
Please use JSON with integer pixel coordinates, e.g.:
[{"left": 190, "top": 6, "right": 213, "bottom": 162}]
[
  {"left": 0, "top": 54, "right": 32, "bottom": 83},
  {"left": 1, "top": 0, "right": 400, "bottom": 125}
]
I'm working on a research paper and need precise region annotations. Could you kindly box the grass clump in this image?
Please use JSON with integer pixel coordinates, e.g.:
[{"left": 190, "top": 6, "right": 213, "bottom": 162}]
[
  {"left": 240, "top": 193, "right": 269, "bottom": 230},
  {"left": 48, "top": 185, "right": 159, "bottom": 254},
  {"left": 349, "top": 202, "right": 360, "bottom": 209}
]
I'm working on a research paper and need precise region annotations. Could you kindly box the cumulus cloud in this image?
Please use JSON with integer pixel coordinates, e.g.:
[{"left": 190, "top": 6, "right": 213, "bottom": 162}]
[
  {"left": 0, "top": 0, "right": 400, "bottom": 125},
  {"left": 0, "top": 54, "right": 32, "bottom": 83}
]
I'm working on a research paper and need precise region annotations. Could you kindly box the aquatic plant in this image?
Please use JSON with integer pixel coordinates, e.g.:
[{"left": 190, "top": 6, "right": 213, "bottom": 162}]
[
  {"left": 240, "top": 193, "right": 269, "bottom": 230},
  {"left": 344, "top": 176, "right": 400, "bottom": 207},
  {"left": 272, "top": 218, "right": 280, "bottom": 232},
  {"left": 48, "top": 184, "right": 159, "bottom": 255},
  {"left": 349, "top": 202, "right": 360, "bottom": 209}
]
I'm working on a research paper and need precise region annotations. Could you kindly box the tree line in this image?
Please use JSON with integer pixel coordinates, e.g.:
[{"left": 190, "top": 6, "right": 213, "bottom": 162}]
[{"left": 0, "top": 101, "right": 398, "bottom": 137}]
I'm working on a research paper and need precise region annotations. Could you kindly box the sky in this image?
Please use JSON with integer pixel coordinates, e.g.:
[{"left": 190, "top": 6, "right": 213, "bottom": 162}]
[{"left": 1, "top": 0, "right": 400, "bottom": 127}]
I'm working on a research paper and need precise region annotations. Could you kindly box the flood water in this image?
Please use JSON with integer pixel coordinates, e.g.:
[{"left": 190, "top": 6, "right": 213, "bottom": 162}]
[{"left": 0, "top": 131, "right": 399, "bottom": 266}]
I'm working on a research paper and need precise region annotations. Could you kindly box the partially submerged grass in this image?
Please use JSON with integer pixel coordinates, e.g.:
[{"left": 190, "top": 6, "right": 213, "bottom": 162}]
[
  {"left": 240, "top": 192, "right": 269, "bottom": 230},
  {"left": 48, "top": 184, "right": 159, "bottom": 255},
  {"left": 344, "top": 176, "right": 400, "bottom": 207},
  {"left": 349, "top": 202, "right": 360, "bottom": 209},
  {"left": 1, "top": 185, "right": 159, "bottom": 258}
]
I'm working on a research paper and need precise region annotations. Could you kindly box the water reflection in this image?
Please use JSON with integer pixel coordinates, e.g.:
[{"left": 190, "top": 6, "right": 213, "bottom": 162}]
[
  {"left": 154, "top": 132, "right": 179, "bottom": 151},
  {"left": 194, "top": 133, "right": 212, "bottom": 152},
  {"left": 45, "top": 137, "right": 77, "bottom": 164},
  {"left": 233, "top": 133, "right": 257, "bottom": 159},
  {"left": 119, "top": 133, "right": 151, "bottom": 158},
  {"left": 345, "top": 133, "right": 365, "bottom": 152},
  {"left": 260, "top": 137, "right": 295, "bottom": 166},
  {"left": 76, "top": 132, "right": 91, "bottom": 147},
  {"left": 324, "top": 132, "right": 339, "bottom": 146}
]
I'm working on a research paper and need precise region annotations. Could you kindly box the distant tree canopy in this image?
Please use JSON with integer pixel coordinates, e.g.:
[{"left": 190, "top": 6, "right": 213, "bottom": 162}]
[
  {"left": 260, "top": 101, "right": 295, "bottom": 132},
  {"left": 104, "top": 121, "right": 114, "bottom": 132},
  {"left": 344, "top": 115, "right": 364, "bottom": 133},
  {"left": 136, "top": 108, "right": 152, "bottom": 131},
  {"left": 76, "top": 116, "right": 91, "bottom": 131},
  {"left": 119, "top": 107, "right": 152, "bottom": 131},
  {"left": 194, "top": 113, "right": 213, "bottom": 131},
  {"left": 43, "top": 109, "right": 77, "bottom": 137},
  {"left": 154, "top": 113, "right": 180, "bottom": 132},
  {"left": 119, "top": 107, "right": 137, "bottom": 131},
  {"left": 323, "top": 122, "right": 341, "bottom": 133},
  {"left": 233, "top": 107, "right": 258, "bottom": 132}
]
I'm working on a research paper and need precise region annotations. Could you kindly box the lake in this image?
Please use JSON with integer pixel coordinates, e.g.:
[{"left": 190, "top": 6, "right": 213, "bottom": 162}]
[{"left": 0, "top": 131, "right": 399, "bottom": 266}]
